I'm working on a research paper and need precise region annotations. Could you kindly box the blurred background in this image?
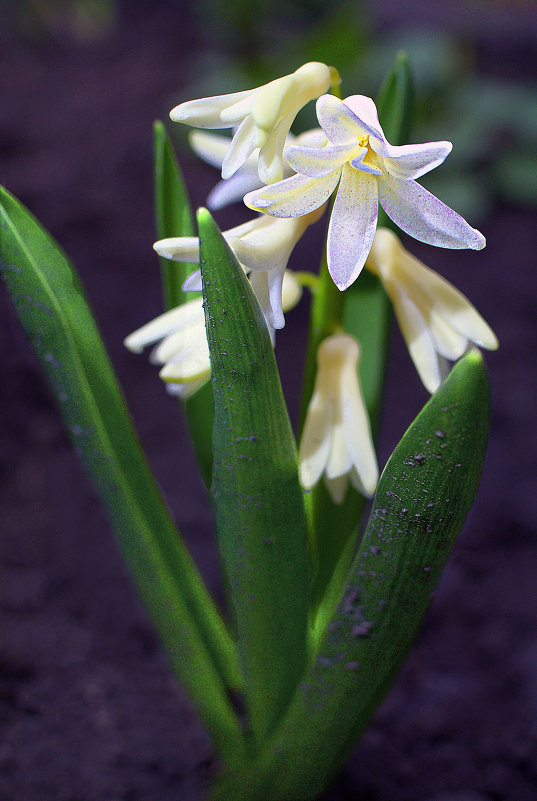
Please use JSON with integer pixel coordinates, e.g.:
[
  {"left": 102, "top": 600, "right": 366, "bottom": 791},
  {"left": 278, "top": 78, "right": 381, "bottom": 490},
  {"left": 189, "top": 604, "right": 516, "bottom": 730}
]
[{"left": 1, "top": 1, "right": 537, "bottom": 799}]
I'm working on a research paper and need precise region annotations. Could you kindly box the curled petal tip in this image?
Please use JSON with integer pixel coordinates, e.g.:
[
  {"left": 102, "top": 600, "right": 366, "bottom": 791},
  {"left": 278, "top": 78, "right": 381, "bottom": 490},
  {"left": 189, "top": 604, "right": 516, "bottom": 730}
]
[
  {"left": 475, "top": 232, "right": 486, "bottom": 250},
  {"left": 169, "top": 105, "right": 185, "bottom": 122},
  {"left": 244, "top": 194, "right": 272, "bottom": 211}
]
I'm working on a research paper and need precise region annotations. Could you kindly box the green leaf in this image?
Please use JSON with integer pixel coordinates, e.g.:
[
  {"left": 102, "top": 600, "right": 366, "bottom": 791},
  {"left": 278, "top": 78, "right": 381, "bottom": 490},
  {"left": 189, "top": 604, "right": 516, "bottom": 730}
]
[
  {"left": 376, "top": 50, "right": 414, "bottom": 146},
  {"left": 153, "top": 120, "right": 213, "bottom": 487},
  {"left": 212, "top": 350, "right": 490, "bottom": 800},
  {"left": 198, "top": 208, "right": 311, "bottom": 745},
  {"left": 153, "top": 119, "right": 197, "bottom": 308},
  {"left": 0, "top": 187, "right": 244, "bottom": 765}
]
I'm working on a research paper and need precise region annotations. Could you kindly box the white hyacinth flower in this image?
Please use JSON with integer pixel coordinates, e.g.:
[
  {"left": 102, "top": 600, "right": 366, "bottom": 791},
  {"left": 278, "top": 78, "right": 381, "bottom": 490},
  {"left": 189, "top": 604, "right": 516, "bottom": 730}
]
[
  {"left": 189, "top": 128, "right": 327, "bottom": 210},
  {"left": 154, "top": 208, "right": 323, "bottom": 332},
  {"left": 366, "top": 228, "right": 499, "bottom": 393},
  {"left": 299, "top": 334, "right": 378, "bottom": 504},
  {"left": 124, "top": 297, "right": 209, "bottom": 399},
  {"left": 124, "top": 272, "right": 303, "bottom": 398},
  {"left": 245, "top": 93, "right": 485, "bottom": 291},
  {"left": 170, "top": 62, "right": 332, "bottom": 184}
]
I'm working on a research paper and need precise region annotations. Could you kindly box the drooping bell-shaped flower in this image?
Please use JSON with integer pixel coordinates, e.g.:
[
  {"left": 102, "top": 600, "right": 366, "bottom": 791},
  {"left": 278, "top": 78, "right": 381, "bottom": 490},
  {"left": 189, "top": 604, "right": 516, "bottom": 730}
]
[
  {"left": 366, "top": 228, "right": 498, "bottom": 393},
  {"left": 124, "top": 297, "right": 209, "bottom": 399},
  {"left": 299, "top": 334, "right": 378, "bottom": 503},
  {"left": 170, "top": 62, "right": 332, "bottom": 184},
  {"left": 154, "top": 208, "right": 323, "bottom": 332},
  {"left": 124, "top": 273, "right": 303, "bottom": 398},
  {"left": 245, "top": 93, "right": 485, "bottom": 291}
]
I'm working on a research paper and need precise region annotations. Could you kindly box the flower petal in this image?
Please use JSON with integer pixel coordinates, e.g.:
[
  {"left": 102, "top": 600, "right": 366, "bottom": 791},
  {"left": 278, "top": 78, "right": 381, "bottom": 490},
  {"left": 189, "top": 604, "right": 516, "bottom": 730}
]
[
  {"left": 395, "top": 248, "right": 498, "bottom": 350},
  {"left": 222, "top": 115, "right": 258, "bottom": 179},
  {"left": 349, "top": 148, "right": 383, "bottom": 175},
  {"left": 124, "top": 298, "right": 204, "bottom": 353},
  {"left": 388, "top": 287, "right": 443, "bottom": 393},
  {"left": 285, "top": 142, "right": 360, "bottom": 178},
  {"left": 325, "top": 413, "right": 353, "bottom": 479},
  {"left": 251, "top": 74, "right": 295, "bottom": 130},
  {"left": 281, "top": 270, "right": 303, "bottom": 311},
  {"left": 150, "top": 317, "right": 206, "bottom": 364},
  {"left": 165, "top": 374, "right": 210, "bottom": 400},
  {"left": 227, "top": 234, "right": 278, "bottom": 273},
  {"left": 267, "top": 268, "right": 286, "bottom": 329},
  {"left": 170, "top": 90, "right": 251, "bottom": 127},
  {"left": 374, "top": 140, "right": 453, "bottom": 180},
  {"left": 207, "top": 172, "right": 262, "bottom": 210},
  {"left": 249, "top": 269, "right": 279, "bottom": 335},
  {"left": 182, "top": 269, "right": 202, "bottom": 292},
  {"left": 327, "top": 164, "right": 378, "bottom": 290},
  {"left": 189, "top": 130, "right": 231, "bottom": 168},
  {"left": 342, "top": 372, "right": 379, "bottom": 498},
  {"left": 378, "top": 173, "right": 486, "bottom": 250},
  {"left": 299, "top": 393, "right": 333, "bottom": 490},
  {"left": 245, "top": 171, "right": 340, "bottom": 218},
  {"left": 426, "top": 308, "right": 469, "bottom": 360},
  {"left": 252, "top": 62, "right": 331, "bottom": 131},
  {"left": 341, "top": 95, "right": 385, "bottom": 141},
  {"left": 153, "top": 236, "right": 200, "bottom": 262},
  {"left": 258, "top": 109, "right": 295, "bottom": 184},
  {"left": 219, "top": 93, "right": 254, "bottom": 124},
  {"left": 324, "top": 474, "right": 350, "bottom": 505},
  {"left": 316, "top": 94, "right": 363, "bottom": 144},
  {"left": 292, "top": 127, "right": 327, "bottom": 148},
  {"left": 159, "top": 334, "right": 211, "bottom": 382}
]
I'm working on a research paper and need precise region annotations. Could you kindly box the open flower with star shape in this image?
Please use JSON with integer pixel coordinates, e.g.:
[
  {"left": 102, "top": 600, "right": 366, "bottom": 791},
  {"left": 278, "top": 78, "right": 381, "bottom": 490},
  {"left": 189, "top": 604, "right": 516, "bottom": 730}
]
[
  {"left": 245, "top": 94, "right": 485, "bottom": 291},
  {"left": 170, "top": 62, "right": 332, "bottom": 184},
  {"left": 366, "top": 228, "right": 498, "bottom": 393}
]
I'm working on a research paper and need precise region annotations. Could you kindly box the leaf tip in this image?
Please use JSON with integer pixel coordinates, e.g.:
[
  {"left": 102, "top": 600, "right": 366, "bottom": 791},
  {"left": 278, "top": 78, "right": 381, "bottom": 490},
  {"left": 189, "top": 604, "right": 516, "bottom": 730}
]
[
  {"left": 153, "top": 118, "right": 165, "bottom": 135},
  {"left": 196, "top": 206, "right": 213, "bottom": 228}
]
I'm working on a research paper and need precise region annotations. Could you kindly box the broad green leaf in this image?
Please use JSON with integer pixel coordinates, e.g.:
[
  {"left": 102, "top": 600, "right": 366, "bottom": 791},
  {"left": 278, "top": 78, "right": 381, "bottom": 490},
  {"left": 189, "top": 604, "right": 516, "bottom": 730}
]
[
  {"left": 153, "top": 120, "right": 213, "bottom": 487},
  {"left": 0, "top": 187, "right": 244, "bottom": 765},
  {"left": 211, "top": 350, "right": 491, "bottom": 800},
  {"left": 198, "top": 209, "right": 311, "bottom": 744},
  {"left": 304, "top": 53, "right": 414, "bottom": 637}
]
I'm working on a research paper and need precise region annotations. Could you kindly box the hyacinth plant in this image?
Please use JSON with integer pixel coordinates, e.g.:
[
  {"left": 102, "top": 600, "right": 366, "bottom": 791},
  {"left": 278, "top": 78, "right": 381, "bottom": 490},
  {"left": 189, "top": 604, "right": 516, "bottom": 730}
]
[{"left": 0, "top": 54, "right": 497, "bottom": 800}]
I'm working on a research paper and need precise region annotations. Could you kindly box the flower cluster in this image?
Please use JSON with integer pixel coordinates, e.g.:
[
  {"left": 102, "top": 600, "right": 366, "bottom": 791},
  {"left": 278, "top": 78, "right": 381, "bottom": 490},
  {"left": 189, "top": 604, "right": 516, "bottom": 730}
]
[{"left": 126, "top": 63, "right": 496, "bottom": 504}]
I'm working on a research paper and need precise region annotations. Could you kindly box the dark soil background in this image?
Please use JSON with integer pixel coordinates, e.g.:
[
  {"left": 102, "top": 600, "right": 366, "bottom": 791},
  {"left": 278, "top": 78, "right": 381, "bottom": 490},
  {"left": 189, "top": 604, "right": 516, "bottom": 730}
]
[{"left": 1, "top": 2, "right": 537, "bottom": 800}]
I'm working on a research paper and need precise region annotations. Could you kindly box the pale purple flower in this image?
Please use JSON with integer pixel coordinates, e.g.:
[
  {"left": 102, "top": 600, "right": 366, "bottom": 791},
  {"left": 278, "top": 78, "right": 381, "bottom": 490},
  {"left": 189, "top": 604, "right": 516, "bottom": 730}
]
[{"left": 245, "top": 94, "right": 485, "bottom": 291}]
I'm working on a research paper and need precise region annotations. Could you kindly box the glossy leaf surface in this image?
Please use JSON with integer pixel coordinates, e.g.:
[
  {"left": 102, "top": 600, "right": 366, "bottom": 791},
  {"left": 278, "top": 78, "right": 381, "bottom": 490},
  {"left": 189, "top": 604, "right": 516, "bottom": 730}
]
[
  {"left": 153, "top": 121, "right": 213, "bottom": 487},
  {"left": 212, "top": 350, "right": 491, "bottom": 799},
  {"left": 0, "top": 187, "right": 244, "bottom": 764},
  {"left": 198, "top": 209, "right": 311, "bottom": 745}
]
